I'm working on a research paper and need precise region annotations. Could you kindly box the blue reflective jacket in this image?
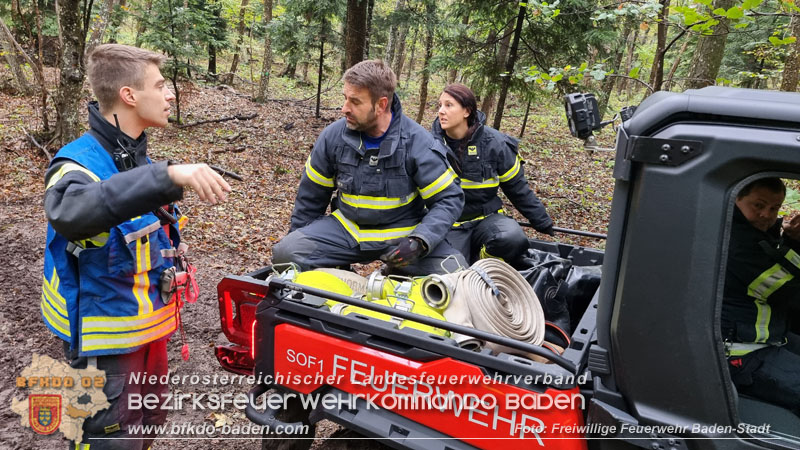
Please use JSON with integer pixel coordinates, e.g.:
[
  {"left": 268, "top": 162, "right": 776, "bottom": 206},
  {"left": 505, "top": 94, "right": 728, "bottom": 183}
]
[{"left": 42, "top": 134, "right": 180, "bottom": 356}]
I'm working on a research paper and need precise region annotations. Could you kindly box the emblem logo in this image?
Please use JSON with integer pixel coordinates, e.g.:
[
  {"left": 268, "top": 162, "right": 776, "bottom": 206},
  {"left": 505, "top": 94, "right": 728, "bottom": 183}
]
[
  {"left": 30, "top": 394, "right": 61, "bottom": 435},
  {"left": 467, "top": 146, "right": 478, "bottom": 156},
  {"left": 369, "top": 155, "right": 379, "bottom": 166}
]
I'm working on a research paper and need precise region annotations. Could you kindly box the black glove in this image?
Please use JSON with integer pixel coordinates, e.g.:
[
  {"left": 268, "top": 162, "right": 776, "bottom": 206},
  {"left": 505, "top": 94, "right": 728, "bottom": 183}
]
[
  {"left": 538, "top": 225, "right": 555, "bottom": 236},
  {"left": 380, "top": 237, "right": 426, "bottom": 267}
]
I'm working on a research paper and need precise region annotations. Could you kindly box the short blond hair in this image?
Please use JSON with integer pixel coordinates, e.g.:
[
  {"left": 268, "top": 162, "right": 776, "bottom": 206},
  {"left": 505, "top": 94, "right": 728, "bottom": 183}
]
[
  {"left": 87, "top": 44, "right": 166, "bottom": 111},
  {"left": 343, "top": 59, "right": 396, "bottom": 112}
]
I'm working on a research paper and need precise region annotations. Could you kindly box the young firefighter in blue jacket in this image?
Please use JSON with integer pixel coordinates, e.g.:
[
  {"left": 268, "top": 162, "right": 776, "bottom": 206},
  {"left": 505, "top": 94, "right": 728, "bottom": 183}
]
[
  {"left": 722, "top": 177, "right": 800, "bottom": 416},
  {"left": 42, "top": 44, "right": 230, "bottom": 449},
  {"left": 273, "top": 60, "right": 466, "bottom": 275},
  {"left": 431, "top": 84, "right": 554, "bottom": 268}
]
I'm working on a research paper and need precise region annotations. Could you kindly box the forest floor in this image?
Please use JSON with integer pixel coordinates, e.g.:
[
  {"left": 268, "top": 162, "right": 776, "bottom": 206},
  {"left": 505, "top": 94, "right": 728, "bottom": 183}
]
[{"left": 0, "top": 68, "right": 616, "bottom": 450}]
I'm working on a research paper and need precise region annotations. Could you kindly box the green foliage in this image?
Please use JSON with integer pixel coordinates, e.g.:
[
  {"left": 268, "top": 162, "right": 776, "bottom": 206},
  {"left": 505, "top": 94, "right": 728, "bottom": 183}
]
[
  {"left": 138, "top": 0, "right": 228, "bottom": 78},
  {"left": 525, "top": 62, "right": 609, "bottom": 91},
  {"left": 268, "top": 0, "right": 342, "bottom": 75},
  {"left": 591, "top": 0, "right": 662, "bottom": 22}
]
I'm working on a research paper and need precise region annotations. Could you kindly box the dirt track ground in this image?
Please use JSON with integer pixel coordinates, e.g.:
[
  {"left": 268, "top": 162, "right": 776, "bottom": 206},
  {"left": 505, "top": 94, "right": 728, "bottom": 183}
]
[{"left": 0, "top": 76, "right": 613, "bottom": 449}]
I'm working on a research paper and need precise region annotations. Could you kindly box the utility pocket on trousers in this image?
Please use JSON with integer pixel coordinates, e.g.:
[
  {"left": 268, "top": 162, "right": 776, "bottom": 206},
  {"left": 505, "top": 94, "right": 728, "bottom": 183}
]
[{"left": 82, "top": 374, "right": 130, "bottom": 436}]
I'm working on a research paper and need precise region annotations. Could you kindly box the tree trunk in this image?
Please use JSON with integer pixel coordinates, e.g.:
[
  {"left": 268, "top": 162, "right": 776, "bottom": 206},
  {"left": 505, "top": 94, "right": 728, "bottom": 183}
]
[
  {"left": 34, "top": 0, "right": 49, "bottom": 131},
  {"left": 647, "top": 0, "right": 670, "bottom": 92},
  {"left": 344, "top": 0, "right": 368, "bottom": 70},
  {"left": 134, "top": 0, "right": 152, "bottom": 47},
  {"left": 86, "top": 0, "right": 116, "bottom": 56},
  {"left": 55, "top": 0, "right": 87, "bottom": 146},
  {"left": 686, "top": 0, "right": 735, "bottom": 90},
  {"left": 448, "top": 12, "right": 470, "bottom": 84},
  {"left": 11, "top": 0, "right": 34, "bottom": 46},
  {"left": 0, "top": 18, "right": 33, "bottom": 95},
  {"left": 207, "top": 3, "right": 223, "bottom": 75},
  {"left": 598, "top": 16, "right": 635, "bottom": 119},
  {"left": 519, "top": 98, "right": 531, "bottom": 138},
  {"left": 781, "top": 13, "right": 800, "bottom": 92},
  {"left": 392, "top": 23, "right": 408, "bottom": 79},
  {"left": 403, "top": 24, "right": 418, "bottom": 87},
  {"left": 316, "top": 38, "right": 324, "bottom": 118},
  {"left": 171, "top": 67, "right": 182, "bottom": 124},
  {"left": 492, "top": 4, "right": 525, "bottom": 131},
  {"left": 365, "top": 0, "right": 375, "bottom": 58},
  {"left": 226, "top": 0, "right": 250, "bottom": 85},
  {"left": 482, "top": 27, "right": 512, "bottom": 121},
  {"left": 385, "top": 0, "right": 405, "bottom": 64},
  {"left": 619, "top": 25, "right": 640, "bottom": 97},
  {"left": 665, "top": 39, "right": 690, "bottom": 91},
  {"left": 256, "top": 0, "right": 273, "bottom": 100},
  {"left": 415, "top": 1, "right": 435, "bottom": 124}
]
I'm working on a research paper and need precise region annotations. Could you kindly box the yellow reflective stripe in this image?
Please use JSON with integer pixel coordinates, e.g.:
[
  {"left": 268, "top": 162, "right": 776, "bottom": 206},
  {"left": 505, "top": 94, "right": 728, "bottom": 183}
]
[
  {"left": 747, "top": 264, "right": 793, "bottom": 300},
  {"left": 785, "top": 249, "right": 800, "bottom": 269},
  {"left": 42, "top": 269, "right": 67, "bottom": 316},
  {"left": 726, "top": 342, "right": 770, "bottom": 356},
  {"left": 499, "top": 156, "right": 522, "bottom": 182},
  {"left": 81, "top": 313, "right": 177, "bottom": 352},
  {"left": 41, "top": 293, "right": 70, "bottom": 337},
  {"left": 753, "top": 299, "right": 771, "bottom": 343},
  {"left": 82, "top": 302, "right": 177, "bottom": 331},
  {"left": 45, "top": 162, "right": 100, "bottom": 190},
  {"left": 420, "top": 167, "right": 457, "bottom": 199},
  {"left": 479, "top": 245, "right": 506, "bottom": 262},
  {"left": 461, "top": 177, "right": 499, "bottom": 189},
  {"left": 77, "top": 232, "right": 109, "bottom": 249},
  {"left": 305, "top": 157, "right": 334, "bottom": 188},
  {"left": 178, "top": 215, "right": 189, "bottom": 231},
  {"left": 332, "top": 210, "right": 416, "bottom": 242},
  {"left": 453, "top": 209, "right": 504, "bottom": 227},
  {"left": 132, "top": 238, "right": 153, "bottom": 315},
  {"left": 340, "top": 191, "right": 418, "bottom": 210},
  {"left": 42, "top": 281, "right": 68, "bottom": 317},
  {"left": 52, "top": 268, "right": 60, "bottom": 291}
]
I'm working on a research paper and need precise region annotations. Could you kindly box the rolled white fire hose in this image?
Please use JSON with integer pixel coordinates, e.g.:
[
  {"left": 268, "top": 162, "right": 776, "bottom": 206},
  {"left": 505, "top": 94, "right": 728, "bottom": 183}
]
[
  {"left": 442, "top": 259, "right": 545, "bottom": 357},
  {"left": 315, "top": 268, "right": 368, "bottom": 295}
]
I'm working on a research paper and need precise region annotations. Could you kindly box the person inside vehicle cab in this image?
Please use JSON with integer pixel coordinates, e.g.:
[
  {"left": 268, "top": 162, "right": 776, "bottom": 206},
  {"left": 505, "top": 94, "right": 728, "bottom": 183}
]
[{"left": 722, "top": 177, "right": 800, "bottom": 417}]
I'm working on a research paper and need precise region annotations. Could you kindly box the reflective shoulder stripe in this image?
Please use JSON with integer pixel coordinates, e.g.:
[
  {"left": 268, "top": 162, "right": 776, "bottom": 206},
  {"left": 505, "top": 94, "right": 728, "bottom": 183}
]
[
  {"left": 498, "top": 155, "right": 522, "bottom": 183},
  {"left": 339, "top": 191, "right": 418, "bottom": 210},
  {"left": 332, "top": 210, "right": 416, "bottom": 242},
  {"left": 46, "top": 162, "right": 101, "bottom": 190},
  {"left": 305, "top": 156, "right": 334, "bottom": 188},
  {"left": 419, "top": 167, "right": 457, "bottom": 199},
  {"left": 461, "top": 177, "right": 500, "bottom": 190},
  {"left": 747, "top": 263, "right": 793, "bottom": 300},
  {"left": 784, "top": 248, "right": 800, "bottom": 270}
]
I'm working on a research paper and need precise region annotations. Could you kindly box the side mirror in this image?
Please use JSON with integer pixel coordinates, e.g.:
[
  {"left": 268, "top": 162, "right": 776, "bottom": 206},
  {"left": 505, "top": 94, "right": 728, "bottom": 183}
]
[{"left": 564, "top": 93, "right": 602, "bottom": 139}]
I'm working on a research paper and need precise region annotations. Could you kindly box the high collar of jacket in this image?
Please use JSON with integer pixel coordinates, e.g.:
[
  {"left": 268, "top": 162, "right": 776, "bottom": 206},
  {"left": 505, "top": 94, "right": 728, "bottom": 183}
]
[
  {"left": 431, "top": 110, "right": 487, "bottom": 145},
  {"left": 88, "top": 101, "right": 149, "bottom": 167},
  {"left": 342, "top": 93, "right": 403, "bottom": 158},
  {"left": 732, "top": 204, "right": 783, "bottom": 240}
]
